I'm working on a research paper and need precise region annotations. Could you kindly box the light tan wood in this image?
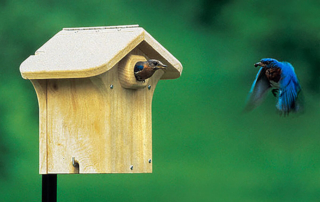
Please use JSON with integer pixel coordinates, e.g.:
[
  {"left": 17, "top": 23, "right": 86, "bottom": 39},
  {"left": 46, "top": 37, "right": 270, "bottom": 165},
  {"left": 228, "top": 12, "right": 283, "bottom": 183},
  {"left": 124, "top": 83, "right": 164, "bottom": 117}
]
[
  {"left": 31, "top": 50, "right": 164, "bottom": 174},
  {"left": 30, "top": 80, "right": 48, "bottom": 174},
  {"left": 20, "top": 26, "right": 182, "bottom": 80},
  {"left": 118, "top": 54, "right": 148, "bottom": 89},
  {"left": 20, "top": 25, "right": 182, "bottom": 174}
]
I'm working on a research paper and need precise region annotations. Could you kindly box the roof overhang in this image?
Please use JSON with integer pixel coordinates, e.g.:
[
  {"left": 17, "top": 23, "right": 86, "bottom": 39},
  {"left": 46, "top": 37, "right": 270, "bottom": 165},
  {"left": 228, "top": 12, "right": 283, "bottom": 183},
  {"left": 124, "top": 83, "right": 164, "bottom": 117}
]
[{"left": 20, "top": 25, "right": 182, "bottom": 80}]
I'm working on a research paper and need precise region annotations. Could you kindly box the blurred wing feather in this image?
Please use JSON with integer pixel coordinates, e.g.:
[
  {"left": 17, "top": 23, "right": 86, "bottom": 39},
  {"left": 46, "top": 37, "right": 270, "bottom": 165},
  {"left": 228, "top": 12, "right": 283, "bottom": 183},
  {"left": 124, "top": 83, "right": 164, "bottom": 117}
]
[{"left": 245, "top": 67, "right": 271, "bottom": 111}]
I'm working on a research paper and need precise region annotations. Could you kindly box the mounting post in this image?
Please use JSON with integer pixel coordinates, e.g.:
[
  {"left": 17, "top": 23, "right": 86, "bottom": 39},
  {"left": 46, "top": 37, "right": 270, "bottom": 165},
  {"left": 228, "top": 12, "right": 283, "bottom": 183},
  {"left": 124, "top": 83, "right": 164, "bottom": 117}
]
[{"left": 42, "top": 174, "right": 57, "bottom": 202}]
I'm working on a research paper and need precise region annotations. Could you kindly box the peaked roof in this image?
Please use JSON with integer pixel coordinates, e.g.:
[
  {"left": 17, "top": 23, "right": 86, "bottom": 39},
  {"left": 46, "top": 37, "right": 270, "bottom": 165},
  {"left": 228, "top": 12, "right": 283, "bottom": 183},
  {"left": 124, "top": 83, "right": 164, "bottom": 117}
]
[{"left": 20, "top": 25, "right": 182, "bottom": 80}]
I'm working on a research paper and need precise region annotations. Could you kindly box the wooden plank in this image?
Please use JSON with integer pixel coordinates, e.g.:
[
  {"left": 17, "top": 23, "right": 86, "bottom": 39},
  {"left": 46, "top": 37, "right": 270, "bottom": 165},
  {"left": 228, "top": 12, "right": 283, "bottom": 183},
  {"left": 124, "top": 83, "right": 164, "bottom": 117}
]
[
  {"left": 44, "top": 52, "right": 163, "bottom": 173},
  {"left": 30, "top": 80, "right": 48, "bottom": 174}
]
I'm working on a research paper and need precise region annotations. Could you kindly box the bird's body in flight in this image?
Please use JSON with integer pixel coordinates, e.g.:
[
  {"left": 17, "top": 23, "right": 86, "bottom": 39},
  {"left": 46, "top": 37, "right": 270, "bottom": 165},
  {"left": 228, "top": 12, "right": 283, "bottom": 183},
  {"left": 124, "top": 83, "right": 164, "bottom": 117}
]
[
  {"left": 246, "top": 58, "right": 301, "bottom": 115},
  {"left": 134, "top": 59, "right": 167, "bottom": 82}
]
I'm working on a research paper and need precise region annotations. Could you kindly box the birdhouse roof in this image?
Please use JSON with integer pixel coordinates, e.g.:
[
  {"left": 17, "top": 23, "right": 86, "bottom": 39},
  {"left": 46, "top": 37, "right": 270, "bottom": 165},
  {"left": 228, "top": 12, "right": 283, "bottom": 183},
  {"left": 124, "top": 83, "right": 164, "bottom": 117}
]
[{"left": 20, "top": 25, "right": 182, "bottom": 80}]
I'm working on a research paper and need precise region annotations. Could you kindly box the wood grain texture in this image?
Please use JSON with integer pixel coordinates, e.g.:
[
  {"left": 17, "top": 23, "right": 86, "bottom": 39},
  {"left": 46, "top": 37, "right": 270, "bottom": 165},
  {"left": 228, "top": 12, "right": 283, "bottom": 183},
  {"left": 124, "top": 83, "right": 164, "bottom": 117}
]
[
  {"left": 31, "top": 52, "right": 164, "bottom": 174},
  {"left": 30, "top": 80, "right": 48, "bottom": 174},
  {"left": 20, "top": 26, "right": 182, "bottom": 80}
]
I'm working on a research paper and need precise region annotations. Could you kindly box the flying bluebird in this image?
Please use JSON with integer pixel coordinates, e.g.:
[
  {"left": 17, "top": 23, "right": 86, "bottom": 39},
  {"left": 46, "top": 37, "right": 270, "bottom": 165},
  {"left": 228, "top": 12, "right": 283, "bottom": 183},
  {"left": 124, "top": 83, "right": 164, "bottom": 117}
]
[
  {"left": 246, "top": 58, "right": 301, "bottom": 115},
  {"left": 134, "top": 59, "right": 167, "bottom": 82}
]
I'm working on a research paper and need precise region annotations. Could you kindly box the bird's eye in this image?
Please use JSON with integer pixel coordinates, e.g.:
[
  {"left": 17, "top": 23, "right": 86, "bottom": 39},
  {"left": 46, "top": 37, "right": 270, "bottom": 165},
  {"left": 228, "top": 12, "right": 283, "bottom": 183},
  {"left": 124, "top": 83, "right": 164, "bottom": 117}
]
[{"left": 153, "top": 62, "right": 158, "bottom": 66}]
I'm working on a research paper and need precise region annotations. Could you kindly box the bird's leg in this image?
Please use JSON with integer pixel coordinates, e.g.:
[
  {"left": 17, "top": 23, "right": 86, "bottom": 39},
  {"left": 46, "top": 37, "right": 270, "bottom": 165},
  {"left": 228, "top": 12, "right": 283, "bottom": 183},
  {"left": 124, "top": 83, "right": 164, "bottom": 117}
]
[{"left": 272, "top": 89, "right": 278, "bottom": 97}]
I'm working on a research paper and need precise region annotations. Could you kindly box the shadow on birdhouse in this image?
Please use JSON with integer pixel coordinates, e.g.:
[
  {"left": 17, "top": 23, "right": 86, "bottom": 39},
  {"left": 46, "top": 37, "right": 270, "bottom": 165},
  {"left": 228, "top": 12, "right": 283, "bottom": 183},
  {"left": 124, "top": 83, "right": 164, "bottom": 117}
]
[{"left": 20, "top": 25, "right": 182, "bottom": 174}]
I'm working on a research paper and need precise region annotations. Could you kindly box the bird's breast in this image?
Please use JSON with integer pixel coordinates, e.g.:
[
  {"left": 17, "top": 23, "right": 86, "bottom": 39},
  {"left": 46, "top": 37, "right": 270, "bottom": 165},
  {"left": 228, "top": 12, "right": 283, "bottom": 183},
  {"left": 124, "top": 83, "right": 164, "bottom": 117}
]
[
  {"left": 134, "top": 66, "right": 157, "bottom": 81},
  {"left": 265, "top": 68, "right": 281, "bottom": 87}
]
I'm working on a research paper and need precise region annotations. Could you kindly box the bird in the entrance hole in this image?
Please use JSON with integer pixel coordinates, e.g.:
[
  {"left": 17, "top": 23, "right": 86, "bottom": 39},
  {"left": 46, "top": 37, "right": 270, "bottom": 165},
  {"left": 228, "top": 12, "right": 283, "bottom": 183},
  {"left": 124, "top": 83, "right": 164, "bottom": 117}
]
[
  {"left": 134, "top": 59, "right": 167, "bottom": 82},
  {"left": 245, "top": 58, "right": 302, "bottom": 115}
]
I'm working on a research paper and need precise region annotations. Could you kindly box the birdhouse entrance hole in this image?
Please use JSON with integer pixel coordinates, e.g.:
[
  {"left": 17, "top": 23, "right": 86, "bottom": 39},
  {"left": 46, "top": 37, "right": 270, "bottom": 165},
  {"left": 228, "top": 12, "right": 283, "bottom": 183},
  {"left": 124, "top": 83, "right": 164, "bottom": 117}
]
[{"left": 118, "top": 53, "right": 148, "bottom": 89}]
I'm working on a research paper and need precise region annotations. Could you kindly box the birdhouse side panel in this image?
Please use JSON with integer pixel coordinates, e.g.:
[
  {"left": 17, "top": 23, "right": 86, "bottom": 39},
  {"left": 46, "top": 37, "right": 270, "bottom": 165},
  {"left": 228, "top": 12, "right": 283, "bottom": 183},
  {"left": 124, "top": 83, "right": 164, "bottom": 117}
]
[{"left": 31, "top": 79, "right": 48, "bottom": 174}]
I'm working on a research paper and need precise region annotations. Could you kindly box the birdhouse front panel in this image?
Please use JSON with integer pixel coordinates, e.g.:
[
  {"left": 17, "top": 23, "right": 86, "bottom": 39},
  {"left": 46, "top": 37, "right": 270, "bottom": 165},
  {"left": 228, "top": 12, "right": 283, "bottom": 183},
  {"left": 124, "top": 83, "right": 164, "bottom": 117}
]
[
  {"left": 32, "top": 50, "right": 165, "bottom": 174},
  {"left": 20, "top": 25, "right": 183, "bottom": 174}
]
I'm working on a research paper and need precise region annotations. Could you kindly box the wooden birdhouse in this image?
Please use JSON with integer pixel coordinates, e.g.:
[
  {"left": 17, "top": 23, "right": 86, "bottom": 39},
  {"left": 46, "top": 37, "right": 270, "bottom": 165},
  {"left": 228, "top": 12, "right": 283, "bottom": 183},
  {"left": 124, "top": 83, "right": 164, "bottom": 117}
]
[{"left": 20, "top": 25, "right": 182, "bottom": 174}]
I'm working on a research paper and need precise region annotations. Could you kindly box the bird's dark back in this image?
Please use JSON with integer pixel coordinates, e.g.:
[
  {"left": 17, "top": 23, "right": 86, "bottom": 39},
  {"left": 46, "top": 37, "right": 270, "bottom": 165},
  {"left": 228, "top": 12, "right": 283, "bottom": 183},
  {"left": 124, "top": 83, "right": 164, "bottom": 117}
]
[{"left": 134, "top": 62, "right": 145, "bottom": 73}]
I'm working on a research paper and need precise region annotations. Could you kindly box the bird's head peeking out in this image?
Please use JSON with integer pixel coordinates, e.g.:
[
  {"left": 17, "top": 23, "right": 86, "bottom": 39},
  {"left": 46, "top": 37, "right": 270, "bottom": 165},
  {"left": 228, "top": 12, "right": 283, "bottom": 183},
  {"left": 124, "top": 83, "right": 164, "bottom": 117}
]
[
  {"left": 134, "top": 59, "right": 167, "bottom": 82},
  {"left": 147, "top": 59, "right": 167, "bottom": 70},
  {"left": 254, "top": 58, "right": 278, "bottom": 68}
]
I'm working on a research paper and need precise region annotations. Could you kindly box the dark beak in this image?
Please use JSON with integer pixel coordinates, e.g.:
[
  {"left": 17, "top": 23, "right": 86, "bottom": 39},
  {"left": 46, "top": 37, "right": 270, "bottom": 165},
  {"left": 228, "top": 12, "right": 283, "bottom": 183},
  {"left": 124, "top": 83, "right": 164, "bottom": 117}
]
[
  {"left": 157, "top": 63, "right": 167, "bottom": 69},
  {"left": 254, "top": 62, "right": 263, "bottom": 67}
]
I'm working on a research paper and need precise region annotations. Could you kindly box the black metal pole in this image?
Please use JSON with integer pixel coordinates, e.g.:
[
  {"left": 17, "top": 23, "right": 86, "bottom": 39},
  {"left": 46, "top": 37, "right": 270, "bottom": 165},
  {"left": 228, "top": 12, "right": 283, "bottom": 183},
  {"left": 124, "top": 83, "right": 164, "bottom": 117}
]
[{"left": 42, "top": 174, "right": 57, "bottom": 202}]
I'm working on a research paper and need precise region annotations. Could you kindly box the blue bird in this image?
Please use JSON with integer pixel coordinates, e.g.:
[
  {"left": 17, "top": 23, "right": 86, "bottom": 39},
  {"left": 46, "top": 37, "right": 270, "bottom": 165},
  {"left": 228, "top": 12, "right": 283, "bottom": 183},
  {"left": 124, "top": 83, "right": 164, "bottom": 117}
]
[
  {"left": 246, "top": 58, "right": 301, "bottom": 114},
  {"left": 134, "top": 59, "right": 167, "bottom": 82}
]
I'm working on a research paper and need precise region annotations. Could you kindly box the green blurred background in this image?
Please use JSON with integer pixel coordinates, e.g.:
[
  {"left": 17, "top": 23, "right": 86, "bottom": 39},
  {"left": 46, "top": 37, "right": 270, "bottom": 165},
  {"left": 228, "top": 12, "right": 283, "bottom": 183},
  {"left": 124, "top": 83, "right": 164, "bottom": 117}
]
[{"left": 1, "top": 0, "right": 320, "bottom": 201}]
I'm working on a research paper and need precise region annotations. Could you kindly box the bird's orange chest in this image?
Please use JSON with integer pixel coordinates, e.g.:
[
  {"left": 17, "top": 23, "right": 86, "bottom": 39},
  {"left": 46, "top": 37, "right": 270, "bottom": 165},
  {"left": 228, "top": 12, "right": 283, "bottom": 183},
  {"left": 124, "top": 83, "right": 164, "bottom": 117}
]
[
  {"left": 139, "top": 65, "right": 156, "bottom": 77},
  {"left": 265, "top": 68, "right": 281, "bottom": 83}
]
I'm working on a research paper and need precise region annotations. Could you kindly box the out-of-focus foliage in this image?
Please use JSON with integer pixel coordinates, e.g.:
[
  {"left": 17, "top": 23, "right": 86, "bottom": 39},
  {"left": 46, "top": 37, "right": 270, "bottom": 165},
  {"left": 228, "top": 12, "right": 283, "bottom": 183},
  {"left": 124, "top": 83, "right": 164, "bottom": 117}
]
[{"left": 1, "top": 0, "right": 320, "bottom": 201}]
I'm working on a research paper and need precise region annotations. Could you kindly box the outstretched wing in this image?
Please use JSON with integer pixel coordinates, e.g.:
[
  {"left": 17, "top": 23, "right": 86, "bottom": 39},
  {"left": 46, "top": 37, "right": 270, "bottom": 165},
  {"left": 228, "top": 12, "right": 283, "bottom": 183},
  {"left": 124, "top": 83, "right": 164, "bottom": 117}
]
[
  {"left": 245, "top": 67, "right": 271, "bottom": 111},
  {"left": 276, "top": 62, "right": 301, "bottom": 113}
]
